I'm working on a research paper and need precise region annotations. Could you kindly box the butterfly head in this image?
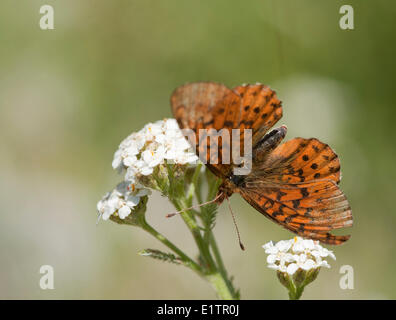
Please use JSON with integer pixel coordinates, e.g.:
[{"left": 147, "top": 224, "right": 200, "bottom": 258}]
[
  {"left": 215, "top": 175, "right": 246, "bottom": 205},
  {"left": 215, "top": 181, "right": 236, "bottom": 204}
]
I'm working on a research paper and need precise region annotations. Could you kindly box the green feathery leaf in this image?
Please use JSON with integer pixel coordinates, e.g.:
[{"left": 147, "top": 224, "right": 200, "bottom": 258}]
[{"left": 139, "top": 249, "right": 183, "bottom": 265}]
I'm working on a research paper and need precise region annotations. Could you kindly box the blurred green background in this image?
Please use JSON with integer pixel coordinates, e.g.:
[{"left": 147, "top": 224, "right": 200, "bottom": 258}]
[{"left": 1, "top": 0, "right": 395, "bottom": 299}]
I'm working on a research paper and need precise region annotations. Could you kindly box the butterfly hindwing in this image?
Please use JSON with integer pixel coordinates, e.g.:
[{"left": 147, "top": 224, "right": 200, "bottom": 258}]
[
  {"left": 241, "top": 187, "right": 351, "bottom": 245},
  {"left": 252, "top": 138, "right": 342, "bottom": 184},
  {"left": 241, "top": 138, "right": 352, "bottom": 245}
]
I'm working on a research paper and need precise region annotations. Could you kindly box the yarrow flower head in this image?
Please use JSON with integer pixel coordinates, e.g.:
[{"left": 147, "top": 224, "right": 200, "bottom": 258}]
[
  {"left": 111, "top": 118, "right": 198, "bottom": 183},
  {"left": 263, "top": 237, "right": 335, "bottom": 275},
  {"left": 262, "top": 237, "right": 336, "bottom": 299},
  {"left": 97, "top": 118, "right": 199, "bottom": 222}
]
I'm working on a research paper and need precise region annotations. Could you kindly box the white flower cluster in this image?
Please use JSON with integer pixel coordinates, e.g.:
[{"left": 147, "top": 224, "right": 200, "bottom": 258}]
[
  {"left": 112, "top": 118, "right": 198, "bottom": 182},
  {"left": 262, "top": 237, "right": 336, "bottom": 275},
  {"left": 97, "top": 119, "right": 198, "bottom": 221},
  {"left": 97, "top": 181, "right": 150, "bottom": 221}
]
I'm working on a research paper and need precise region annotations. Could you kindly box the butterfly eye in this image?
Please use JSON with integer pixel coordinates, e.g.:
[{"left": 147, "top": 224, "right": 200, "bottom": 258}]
[{"left": 230, "top": 174, "right": 245, "bottom": 187}]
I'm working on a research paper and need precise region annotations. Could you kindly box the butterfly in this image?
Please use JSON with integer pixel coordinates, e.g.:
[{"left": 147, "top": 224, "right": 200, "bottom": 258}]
[{"left": 171, "top": 82, "right": 352, "bottom": 245}]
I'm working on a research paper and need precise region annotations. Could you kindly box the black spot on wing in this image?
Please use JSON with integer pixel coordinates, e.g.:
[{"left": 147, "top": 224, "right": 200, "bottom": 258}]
[
  {"left": 300, "top": 188, "right": 309, "bottom": 198},
  {"left": 276, "top": 191, "right": 287, "bottom": 201}
]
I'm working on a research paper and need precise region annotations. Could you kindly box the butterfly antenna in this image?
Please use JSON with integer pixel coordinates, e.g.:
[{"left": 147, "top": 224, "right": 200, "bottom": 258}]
[
  {"left": 166, "top": 193, "right": 222, "bottom": 218},
  {"left": 226, "top": 196, "right": 245, "bottom": 251}
]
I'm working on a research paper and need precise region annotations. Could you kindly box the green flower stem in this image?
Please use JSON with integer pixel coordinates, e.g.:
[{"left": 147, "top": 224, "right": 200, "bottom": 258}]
[
  {"left": 141, "top": 208, "right": 238, "bottom": 299},
  {"left": 142, "top": 217, "right": 238, "bottom": 300},
  {"left": 174, "top": 198, "right": 217, "bottom": 272},
  {"left": 147, "top": 163, "right": 238, "bottom": 299},
  {"left": 192, "top": 163, "right": 203, "bottom": 204},
  {"left": 165, "top": 163, "right": 213, "bottom": 269},
  {"left": 206, "top": 272, "right": 235, "bottom": 300},
  {"left": 141, "top": 220, "right": 202, "bottom": 274},
  {"left": 208, "top": 233, "right": 238, "bottom": 298},
  {"left": 188, "top": 163, "right": 202, "bottom": 203},
  {"left": 288, "top": 284, "right": 304, "bottom": 300},
  {"left": 209, "top": 234, "right": 228, "bottom": 280},
  {"left": 196, "top": 170, "right": 238, "bottom": 299},
  {"left": 173, "top": 197, "right": 238, "bottom": 299}
]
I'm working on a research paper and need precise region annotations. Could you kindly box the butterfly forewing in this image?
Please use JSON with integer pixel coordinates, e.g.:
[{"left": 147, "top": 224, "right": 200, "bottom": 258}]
[
  {"left": 233, "top": 84, "right": 283, "bottom": 147},
  {"left": 171, "top": 83, "right": 284, "bottom": 176},
  {"left": 171, "top": 82, "right": 241, "bottom": 178}
]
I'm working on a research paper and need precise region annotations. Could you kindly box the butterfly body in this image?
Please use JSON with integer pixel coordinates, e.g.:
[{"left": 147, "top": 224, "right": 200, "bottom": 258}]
[
  {"left": 171, "top": 82, "right": 352, "bottom": 245},
  {"left": 217, "top": 125, "right": 288, "bottom": 200}
]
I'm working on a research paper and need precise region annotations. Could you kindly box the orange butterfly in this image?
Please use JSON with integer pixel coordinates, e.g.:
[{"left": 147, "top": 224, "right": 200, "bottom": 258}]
[{"left": 171, "top": 82, "right": 352, "bottom": 245}]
